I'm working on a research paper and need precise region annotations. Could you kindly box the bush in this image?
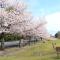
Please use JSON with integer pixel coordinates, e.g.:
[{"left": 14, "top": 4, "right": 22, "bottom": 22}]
[
  {"left": 55, "top": 31, "right": 60, "bottom": 38},
  {"left": 0, "top": 33, "right": 23, "bottom": 42}
]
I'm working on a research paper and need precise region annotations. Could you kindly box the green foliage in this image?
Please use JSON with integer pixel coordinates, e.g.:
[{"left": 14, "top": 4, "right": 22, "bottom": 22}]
[
  {"left": 55, "top": 31, "right": 60, "bottom": 38},
  {"left": 0, "top": 33, "right": 23, "bottom": 42}
]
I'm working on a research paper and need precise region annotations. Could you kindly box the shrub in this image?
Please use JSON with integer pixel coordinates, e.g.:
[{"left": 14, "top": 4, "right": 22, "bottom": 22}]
[
  {"left": 0, "top": 33, "right": 23, "bottom": 42},
  {"left": 55, "top": 31, "right": 60, "bottom": 38}
]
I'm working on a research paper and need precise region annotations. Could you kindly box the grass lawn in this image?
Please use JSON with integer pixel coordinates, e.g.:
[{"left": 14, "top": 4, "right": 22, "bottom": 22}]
[{"left": 0, "top": 39, "right": 60, "bottom": 60}]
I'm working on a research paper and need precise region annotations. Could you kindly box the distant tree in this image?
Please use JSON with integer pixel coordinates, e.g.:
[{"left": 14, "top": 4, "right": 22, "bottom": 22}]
[
  {"left": 55, "top": 33, "right": 58, "bottom": 38},
  {"left": 55, "top": 31, "right": 60, "bottom": 38}
]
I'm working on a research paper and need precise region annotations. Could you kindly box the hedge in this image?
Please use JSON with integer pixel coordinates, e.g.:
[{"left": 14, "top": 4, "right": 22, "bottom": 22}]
[{"left": 0, "top": 33, "right": 23, "bottom": 42}]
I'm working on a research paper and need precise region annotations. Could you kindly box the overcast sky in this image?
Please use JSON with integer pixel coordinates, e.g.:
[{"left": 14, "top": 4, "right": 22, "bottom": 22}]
[{"left": 8, "top": 0, "right": 60, "bottom": 35}]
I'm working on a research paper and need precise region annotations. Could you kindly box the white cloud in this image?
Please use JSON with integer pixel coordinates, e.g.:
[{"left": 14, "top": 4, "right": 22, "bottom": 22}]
[{"left": 45, "top": 12, "right": 60, "bottom": 34}]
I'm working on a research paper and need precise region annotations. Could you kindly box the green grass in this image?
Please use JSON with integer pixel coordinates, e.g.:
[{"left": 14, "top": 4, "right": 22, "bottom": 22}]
[{"left": 0, "top": 39, "right": 60, "bottom": 60}]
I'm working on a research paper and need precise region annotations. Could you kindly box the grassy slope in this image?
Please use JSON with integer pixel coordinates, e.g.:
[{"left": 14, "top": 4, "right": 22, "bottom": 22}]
[{"left": 0, "top": 39, "right": 60, "bottom": 60}]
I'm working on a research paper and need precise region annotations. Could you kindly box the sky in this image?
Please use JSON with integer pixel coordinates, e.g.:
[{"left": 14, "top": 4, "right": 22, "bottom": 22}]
[
  {"left": 7, "top": 0, "right": 60, "bottom": 35},
  {"left": 24, "top": 0, "right": 60, "bottom": 35}
]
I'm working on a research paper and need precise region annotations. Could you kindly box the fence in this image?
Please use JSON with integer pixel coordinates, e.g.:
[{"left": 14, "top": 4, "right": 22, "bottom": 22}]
[{"left": 0, "top": 39, "right": 39, "bottom": 50}]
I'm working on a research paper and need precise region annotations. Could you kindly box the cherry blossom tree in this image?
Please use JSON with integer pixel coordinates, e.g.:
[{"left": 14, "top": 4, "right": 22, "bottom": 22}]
[
  {"left": 0, "top": 0, "right": 49, "bottom": 38},
  {"left": 24, "top": 16, "right": 50, "bottom": 41},
  {"left": 0, "top": 0, "right": 33, "bottom": 35},
  {"left": 0, "top": 0, "right": 50, "bottom": 48}
]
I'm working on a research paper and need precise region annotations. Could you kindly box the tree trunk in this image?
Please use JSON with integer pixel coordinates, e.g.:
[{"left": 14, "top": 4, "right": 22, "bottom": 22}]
[
  {"left": 0, "top": 38, "right": 5, "bottom": 50},
  {"left": 28, "top": 39, "right": 30, "bottom": 45},
  {"left": 19, "top": 40, "right": 21, "bottom": 48}
]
